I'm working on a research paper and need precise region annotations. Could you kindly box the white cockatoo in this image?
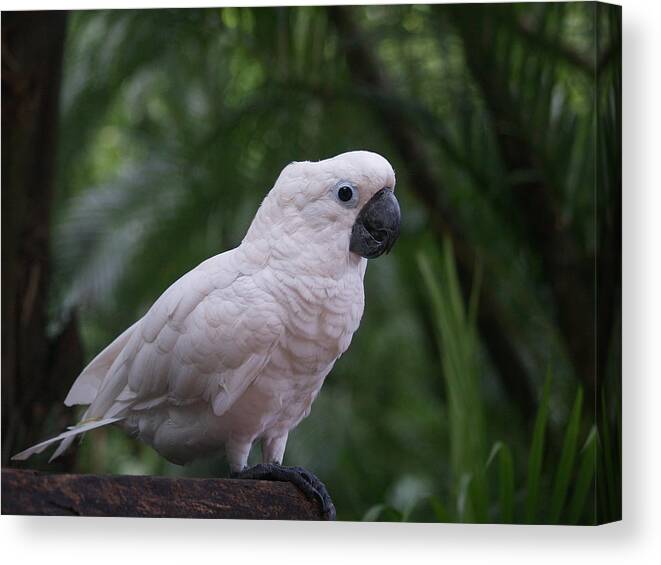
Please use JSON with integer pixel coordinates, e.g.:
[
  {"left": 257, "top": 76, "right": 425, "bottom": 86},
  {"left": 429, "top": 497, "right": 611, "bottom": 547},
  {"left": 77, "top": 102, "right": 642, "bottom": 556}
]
[{"left": 13, "top": 150, "right": 401, "bottom": 518}]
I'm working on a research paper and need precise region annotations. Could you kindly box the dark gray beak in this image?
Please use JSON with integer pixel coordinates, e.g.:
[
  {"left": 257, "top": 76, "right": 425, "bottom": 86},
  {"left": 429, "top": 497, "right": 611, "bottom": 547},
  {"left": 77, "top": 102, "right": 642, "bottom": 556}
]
[{"left": 349, "top": 188, "right": 401, "bottom": 259}]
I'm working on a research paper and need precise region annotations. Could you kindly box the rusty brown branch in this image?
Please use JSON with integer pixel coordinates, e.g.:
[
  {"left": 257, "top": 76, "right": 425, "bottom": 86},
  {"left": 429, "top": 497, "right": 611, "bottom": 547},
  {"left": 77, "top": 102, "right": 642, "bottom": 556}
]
[{"left": 1, "top": 468, "right": 329, "bottom": 520}]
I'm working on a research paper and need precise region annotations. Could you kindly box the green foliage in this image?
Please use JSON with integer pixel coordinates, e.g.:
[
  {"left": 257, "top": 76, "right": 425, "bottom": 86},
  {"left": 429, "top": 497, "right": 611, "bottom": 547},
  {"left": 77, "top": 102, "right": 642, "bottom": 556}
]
[
  {"left": 382, "top": 245, "right": 618, "bottom": 525},
  {"left": 486, "top": 442, "right": 514, "bottom": 523},
  {"left": 549, "top": 387, "right": 583, "bottom": 523},
  {"left": 418, "top": 242, "right": 486, "bottom": 522},
  {"left": 525, "top": 373, "right": 552, "bottom": 523}
]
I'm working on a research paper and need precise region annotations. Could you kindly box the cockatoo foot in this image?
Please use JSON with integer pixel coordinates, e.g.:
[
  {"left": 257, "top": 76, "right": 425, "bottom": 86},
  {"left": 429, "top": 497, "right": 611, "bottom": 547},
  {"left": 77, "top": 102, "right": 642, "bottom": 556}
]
[{"left": 232, "top": 463, "right": 336, "bottom": 520}]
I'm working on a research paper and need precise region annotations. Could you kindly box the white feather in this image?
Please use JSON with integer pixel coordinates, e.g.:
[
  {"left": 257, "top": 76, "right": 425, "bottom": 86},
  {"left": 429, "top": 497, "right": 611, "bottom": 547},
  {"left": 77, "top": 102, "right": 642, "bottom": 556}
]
[
  {"left": 64, "top": 322, "right": 138, "bottom": 406},
  {"left": 11, "top": 417, "right": 124, "bottom": 461}
]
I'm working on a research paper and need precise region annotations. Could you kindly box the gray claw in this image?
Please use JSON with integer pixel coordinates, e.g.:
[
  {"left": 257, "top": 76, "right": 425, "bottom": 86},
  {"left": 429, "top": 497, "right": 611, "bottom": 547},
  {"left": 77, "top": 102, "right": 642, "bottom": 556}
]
[{"left": 233, "top": 463, "right": 336, "bottom": 520}]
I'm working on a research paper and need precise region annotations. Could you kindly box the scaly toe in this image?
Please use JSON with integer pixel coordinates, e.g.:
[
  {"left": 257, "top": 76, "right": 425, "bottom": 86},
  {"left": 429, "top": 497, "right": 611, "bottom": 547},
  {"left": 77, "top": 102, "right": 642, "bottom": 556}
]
[{"left": 232, "top": 463, "right": 336, "bottom": 520}]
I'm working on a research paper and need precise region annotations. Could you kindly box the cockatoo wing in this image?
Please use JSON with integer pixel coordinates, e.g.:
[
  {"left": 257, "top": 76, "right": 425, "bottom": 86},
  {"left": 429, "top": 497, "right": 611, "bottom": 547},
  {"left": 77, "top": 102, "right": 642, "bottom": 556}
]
[
  {"left": 64, "top": 321, "right": 139, "bottom": 406},
  {"left": 13, "top": 250, "right": 283, "bottom": 462},
  {"left": 87, "top": 250, "right": 283, "bottom": 421}
]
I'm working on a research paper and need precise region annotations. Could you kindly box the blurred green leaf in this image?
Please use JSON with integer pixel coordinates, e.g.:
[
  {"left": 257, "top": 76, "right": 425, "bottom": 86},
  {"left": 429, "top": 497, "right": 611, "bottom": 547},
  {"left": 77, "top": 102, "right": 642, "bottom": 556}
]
[
  {"left": 525, "top": 371, "right": 551, "bottom": 523},
  {"left": 549, "top": 388, "right": 583, "bottom": 523},
  {"left": 487, "top": 442, "right": 515, "bottom": 523},
  {"left": 567, "top": 426, "right": 597, "bottom": 524}
]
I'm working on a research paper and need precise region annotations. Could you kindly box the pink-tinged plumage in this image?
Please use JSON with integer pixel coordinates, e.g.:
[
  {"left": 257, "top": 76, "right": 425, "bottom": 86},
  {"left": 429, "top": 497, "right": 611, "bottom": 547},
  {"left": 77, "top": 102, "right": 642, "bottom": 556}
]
[{"left": 13, "top": 151, "right": 397, "bottom": 471}]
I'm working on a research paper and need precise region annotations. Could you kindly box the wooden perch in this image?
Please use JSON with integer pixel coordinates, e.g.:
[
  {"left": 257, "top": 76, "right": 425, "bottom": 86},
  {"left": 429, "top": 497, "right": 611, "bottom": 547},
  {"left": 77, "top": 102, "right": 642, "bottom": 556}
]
[{"left": 1, "top": 468, "right": 328, "bottom": 520}]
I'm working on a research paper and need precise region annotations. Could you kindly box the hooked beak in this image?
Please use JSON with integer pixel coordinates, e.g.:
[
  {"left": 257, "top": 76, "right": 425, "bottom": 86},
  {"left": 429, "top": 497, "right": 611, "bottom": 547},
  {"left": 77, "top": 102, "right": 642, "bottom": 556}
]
[{"left": 349, "top": 188, "right": 401, "bottom": 259}]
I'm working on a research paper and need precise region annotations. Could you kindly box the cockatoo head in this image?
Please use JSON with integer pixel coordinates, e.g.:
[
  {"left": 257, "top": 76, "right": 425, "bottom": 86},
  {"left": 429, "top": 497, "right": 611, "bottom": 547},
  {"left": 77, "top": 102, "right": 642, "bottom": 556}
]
[{"left": 259, "top": 151, "right": 400, "bottom": 262}]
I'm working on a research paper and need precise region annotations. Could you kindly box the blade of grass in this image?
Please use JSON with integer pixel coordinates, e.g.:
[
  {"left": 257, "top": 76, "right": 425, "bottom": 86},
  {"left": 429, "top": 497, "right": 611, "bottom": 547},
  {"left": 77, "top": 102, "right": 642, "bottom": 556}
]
[
  {"left": 596, "top": 432, "right": 610, "bottom": 524},
  {"left": 525, "top": 371, "right": 551, "bottom": 523},
  {"left": 549, "top": 388, "right": 583, "bottom": 523},
  {"left": 362, "top": 503, "right": 404, "bottom": 522},
  {"left": 469, "top": 469, "right": 489, "bottom": 523},
  {"left": 456, "top": 473, "right": 473, "bottom": 523},
  {"left": 600, "top": 392, "right": 617, "bottom": 521},
  {"left": 467, "top": 255, "right": 483, "bottom": 329},
  {"left": 418, "top": 244, "right": 487, "bottom": 523},
  {"left": 568, "top": 426, "right": 597, "bottom": 524},
  {"left": 487, "top": 441, "right": 515, "bottom": 523},
  {"left": 428, "top": 496, "right": 452, "bottom": 523}
]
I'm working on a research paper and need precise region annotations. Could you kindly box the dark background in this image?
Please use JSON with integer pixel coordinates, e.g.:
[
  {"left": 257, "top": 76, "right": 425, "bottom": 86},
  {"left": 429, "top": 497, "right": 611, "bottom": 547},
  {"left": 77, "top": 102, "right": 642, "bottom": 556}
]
[{"left": 2, "top": 2, "right": 621, "bottom": 523}]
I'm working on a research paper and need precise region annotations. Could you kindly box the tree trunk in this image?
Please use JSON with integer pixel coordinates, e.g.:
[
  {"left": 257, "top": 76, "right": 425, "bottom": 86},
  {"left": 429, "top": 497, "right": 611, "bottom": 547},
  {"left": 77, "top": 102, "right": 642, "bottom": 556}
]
[{"left": 1, "top": 11, "right": 81, "bottom": 468}]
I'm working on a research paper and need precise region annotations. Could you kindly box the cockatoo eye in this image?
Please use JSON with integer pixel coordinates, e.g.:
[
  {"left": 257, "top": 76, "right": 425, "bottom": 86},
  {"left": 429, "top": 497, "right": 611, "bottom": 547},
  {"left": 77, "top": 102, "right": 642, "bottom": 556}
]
[
  {"left": 338, "top": 185, "right": 353, "bottom": 202},
  {"left": 333, "top": 181, "right": 358, "bottom": 208}
]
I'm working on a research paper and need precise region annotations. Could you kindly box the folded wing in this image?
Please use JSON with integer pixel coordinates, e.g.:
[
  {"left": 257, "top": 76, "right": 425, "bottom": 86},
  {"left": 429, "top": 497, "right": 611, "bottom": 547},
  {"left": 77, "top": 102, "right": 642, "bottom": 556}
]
[{"left": 13, "top": 250, "right": 282, "bottom": 461}]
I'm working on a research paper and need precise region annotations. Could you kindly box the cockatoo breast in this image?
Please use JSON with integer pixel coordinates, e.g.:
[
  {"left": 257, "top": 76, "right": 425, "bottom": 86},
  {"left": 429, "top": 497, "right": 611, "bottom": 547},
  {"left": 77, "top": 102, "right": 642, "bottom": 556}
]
[{"left": 223, "top": 238, "right": 367, "bottom": 443}]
